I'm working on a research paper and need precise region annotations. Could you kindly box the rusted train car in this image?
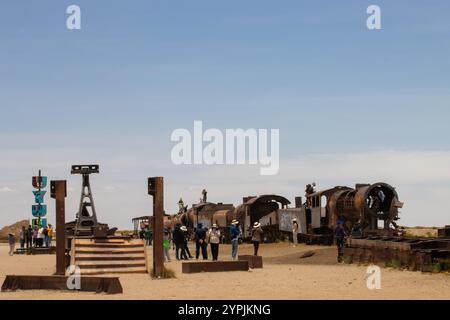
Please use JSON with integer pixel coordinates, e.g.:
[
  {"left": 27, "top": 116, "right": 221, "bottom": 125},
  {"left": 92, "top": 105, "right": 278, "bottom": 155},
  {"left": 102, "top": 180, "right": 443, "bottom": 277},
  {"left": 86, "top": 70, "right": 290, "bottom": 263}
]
[
  {"left": 171, "top": 202, "right": 235, "bottom": 240},
  {"left": 234, "top": 195, "right": 302, "bottom": 242},
  {"left": 232, "top": 182, "right": 403, "bottom": 245}
]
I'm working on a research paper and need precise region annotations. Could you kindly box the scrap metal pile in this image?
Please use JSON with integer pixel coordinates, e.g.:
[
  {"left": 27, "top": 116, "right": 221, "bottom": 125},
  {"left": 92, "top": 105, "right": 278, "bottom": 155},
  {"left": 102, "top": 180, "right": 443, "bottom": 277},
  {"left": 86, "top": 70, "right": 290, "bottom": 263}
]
[{"left": 343, "top": 236, "right": 450, "bottom": 272}]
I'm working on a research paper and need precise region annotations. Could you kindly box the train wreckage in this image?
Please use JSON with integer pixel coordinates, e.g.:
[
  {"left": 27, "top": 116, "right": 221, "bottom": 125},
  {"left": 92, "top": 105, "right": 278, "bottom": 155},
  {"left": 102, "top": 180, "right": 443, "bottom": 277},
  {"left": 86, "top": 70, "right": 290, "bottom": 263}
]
[
  {"left": 132, "top": 181, "right": 448, "bottom": 272},
  {"left": 137, "top": 182, "right": 405, "bottom": 245}
]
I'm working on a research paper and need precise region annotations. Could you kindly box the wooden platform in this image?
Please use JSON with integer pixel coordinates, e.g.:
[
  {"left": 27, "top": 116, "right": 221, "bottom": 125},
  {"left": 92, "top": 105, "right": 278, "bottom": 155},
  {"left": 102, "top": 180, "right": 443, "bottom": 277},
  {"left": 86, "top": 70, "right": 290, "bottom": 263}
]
[
  {"left": 238, "top": 255, "right": 263, "bottom": 269},
  {"left": 1, "top": 275, "right": 122, "bottom": 294},
  {"left": 71, "top": 238, "right": 148, "bottom": 275},
  {"left": 182, "top": 261, "right": 249, "bottom": 274}
]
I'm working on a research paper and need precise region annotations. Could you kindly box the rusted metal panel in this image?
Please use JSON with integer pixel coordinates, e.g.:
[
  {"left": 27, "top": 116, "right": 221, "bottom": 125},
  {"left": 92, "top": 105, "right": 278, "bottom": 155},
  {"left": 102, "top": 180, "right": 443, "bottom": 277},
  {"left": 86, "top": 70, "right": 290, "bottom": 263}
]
[
  {"left": 1, "top": 275, "right": 123, "bottom": 294},
  {"left": 277, "top": 208, "right": 307, "bottom": 234},
  {"left": 182, "top": 261, "right": 249, "bottom": 273},
  {"left": 148, "top": 177, "right": 164, "bottom": 278},
  {"left": 50, "top": 180, "right": 67, "bottom": 276}
]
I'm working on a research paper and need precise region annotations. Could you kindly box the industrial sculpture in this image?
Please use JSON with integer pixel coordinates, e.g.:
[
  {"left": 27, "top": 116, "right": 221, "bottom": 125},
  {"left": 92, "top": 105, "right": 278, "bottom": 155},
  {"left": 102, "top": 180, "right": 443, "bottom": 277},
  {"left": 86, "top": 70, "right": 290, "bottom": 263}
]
[{"left": 65, "top": 165, "right": 116, "bottom": 237}]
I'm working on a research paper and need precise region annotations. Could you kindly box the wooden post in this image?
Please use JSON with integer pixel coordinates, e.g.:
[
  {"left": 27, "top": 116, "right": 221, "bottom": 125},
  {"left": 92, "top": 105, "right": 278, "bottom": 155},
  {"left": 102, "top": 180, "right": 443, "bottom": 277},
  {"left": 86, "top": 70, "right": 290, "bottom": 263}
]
[
  {"left": 51, "top": 180, "right": 67, "bottom": 276},
  {"left": 148, "top": 177, "right": 164, "bottom": 278}
]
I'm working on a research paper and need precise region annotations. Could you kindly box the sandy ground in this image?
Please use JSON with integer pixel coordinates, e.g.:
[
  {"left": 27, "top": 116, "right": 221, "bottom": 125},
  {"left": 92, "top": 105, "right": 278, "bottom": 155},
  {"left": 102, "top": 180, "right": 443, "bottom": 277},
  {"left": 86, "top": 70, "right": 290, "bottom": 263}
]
[{"left": 0, "top": 242, "right": 449, "bottom": 300}]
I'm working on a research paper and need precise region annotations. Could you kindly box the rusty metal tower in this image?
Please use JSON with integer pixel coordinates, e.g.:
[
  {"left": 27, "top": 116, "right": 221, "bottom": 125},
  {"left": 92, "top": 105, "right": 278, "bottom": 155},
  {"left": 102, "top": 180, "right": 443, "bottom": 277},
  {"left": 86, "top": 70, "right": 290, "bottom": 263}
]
[{"left": 71, "top": 165, "right": 100, "bottom": 236}]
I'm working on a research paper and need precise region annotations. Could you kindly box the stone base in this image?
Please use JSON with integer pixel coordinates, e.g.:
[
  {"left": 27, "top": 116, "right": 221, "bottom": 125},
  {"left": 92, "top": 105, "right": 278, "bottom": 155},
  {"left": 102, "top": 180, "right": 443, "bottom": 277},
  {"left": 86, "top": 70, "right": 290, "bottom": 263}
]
[
  {"left": 238, "top": 255, "right": 263, "bottom": 269},
  {"left": 182, "top": 261, "right": 249, "bottom": 274}
]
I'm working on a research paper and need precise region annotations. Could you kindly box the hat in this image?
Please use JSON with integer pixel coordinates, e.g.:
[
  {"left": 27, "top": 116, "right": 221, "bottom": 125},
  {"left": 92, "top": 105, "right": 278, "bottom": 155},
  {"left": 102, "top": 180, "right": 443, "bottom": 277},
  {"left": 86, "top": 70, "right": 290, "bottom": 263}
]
[
  {"left": 292, "top": 218, "right": 297, "bottom": 222},
  {"left": 231, "top": 220, "right": 239, "bottom": 225},
  {"left": 212, "top": 224, "right": 218, "bottom": 228},
  {"left": 253, "top": 222, "right": 261, "bottom": 228},
  {"left": 180, "top": 226, "right": 187, "bottom": 232}
]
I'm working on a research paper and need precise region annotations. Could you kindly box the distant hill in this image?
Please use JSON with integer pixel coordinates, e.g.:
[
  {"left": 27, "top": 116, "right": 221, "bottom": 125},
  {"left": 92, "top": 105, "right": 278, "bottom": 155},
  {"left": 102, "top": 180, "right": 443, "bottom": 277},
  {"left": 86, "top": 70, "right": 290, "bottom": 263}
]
[{"left": 0, "top": 220, "right": 29, "bottom": 240}]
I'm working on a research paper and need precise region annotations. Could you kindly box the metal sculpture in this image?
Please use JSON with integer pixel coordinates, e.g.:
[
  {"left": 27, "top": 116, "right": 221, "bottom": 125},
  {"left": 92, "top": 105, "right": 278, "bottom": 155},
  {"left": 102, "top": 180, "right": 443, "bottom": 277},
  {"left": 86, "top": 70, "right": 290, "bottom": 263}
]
[{"left": 71, "top": 165, "right": 100, "bottom": 236}]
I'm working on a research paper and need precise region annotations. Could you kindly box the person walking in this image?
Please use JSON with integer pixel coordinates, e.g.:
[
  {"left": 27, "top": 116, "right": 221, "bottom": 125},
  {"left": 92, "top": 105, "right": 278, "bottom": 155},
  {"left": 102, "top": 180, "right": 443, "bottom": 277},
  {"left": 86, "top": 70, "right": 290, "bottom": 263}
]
[
  {"left": 37, "top": 225, "right": 45, "bottom": 247},
  {"left": 181, "top": 226, "right": 193, "bottom": 259},
  {"left": 8, "top": 233, "right": 16, "bottom": 256},
  {"left": 43, "top": 225, "right": 49, "bottom": 247},
  {"left": 19, "top": 226, "right": 26, "bottom": 249},
  {"left": 292, "top": 218, "right": 299, "bottom": 247},
  {"left": 163, "top": 229, "right": 171, "bottom": 262},
  {"left": 195, "top": 223, "right": 208, "bottom": 260},
  {"left": 230, "top": 220, "right": 240, "bottom": 260},
  {"left": 251, "top": 222, "right": 263, "bottom": 256},
  {"left": 46, "top": 224, "right": 53, "bottom": 247},
  {"left": 207, "top": 224, "right": 221, "bottom": 261},
  {"left": 144, "top": 227, "right": 153, "bottom": 246},
  {"left": 335, "top": 222, "right": 347, "bottom": 262},
  {"left": 26, "top": 225, "right": 33, "bottom": 248},
  {"left": 33, "top": 226, "right": 38, "bottom": 248},
  {"left": 173, "top": 224, "right": 187, "bottom": 260}
]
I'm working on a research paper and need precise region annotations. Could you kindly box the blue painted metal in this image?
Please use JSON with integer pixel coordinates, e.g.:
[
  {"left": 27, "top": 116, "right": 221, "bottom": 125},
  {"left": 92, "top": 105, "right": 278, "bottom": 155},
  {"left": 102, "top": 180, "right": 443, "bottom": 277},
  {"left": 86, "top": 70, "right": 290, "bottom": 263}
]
[
  {"left": 33, "top": 190, "right": 47, "bottom": 204},
  {"left": 32, "top": 204, "right": 47, "bottom": 217}
]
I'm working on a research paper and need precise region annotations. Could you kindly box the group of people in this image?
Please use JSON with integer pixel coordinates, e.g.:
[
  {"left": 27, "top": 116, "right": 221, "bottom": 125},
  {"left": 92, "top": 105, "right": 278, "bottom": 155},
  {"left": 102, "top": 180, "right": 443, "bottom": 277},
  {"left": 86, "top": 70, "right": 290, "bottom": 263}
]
[
  {"left": 144, "top": 216, "right": 348, "bottom": 263},
  {"left": 161, "top": 219, "right": 265, "bottom": 263},
  {"left": 7, "top": 224, "right": 54, "bottom": 256},
  {"left": 139, "top": 226, "right": 153, "bottom": 246}
]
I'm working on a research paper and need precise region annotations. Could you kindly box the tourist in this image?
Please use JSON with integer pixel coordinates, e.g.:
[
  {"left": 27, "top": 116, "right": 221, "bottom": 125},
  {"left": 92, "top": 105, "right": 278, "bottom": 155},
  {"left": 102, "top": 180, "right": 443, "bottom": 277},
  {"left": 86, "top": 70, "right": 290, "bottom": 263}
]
[
  {"left": 8, "top": 233, "right": 15, "bottom": 256},
  {"left": 19, "top": 226, "right": 26, "bottom": 249},
  {"left": 163, "top": 229, "right": 171, "bottom": 262},
  {"left": 230, "top": 220, "right": 240, "bottom": 260},
  {"left": 173, "top": 224, "right": 187, "bottom": 260},
  {"left": 207, "top": 224, "right": 221, "bottom": 261},
  {"left": 292, "top": 218, "right": 299, "bottom": 247},
  {"left": 195, "top": 223, "right": 208, "bottom": 260},
  {"left": 43, "top": 225, "right": 49, "bottom": 247},
  {"left": 33, "top": 226, "right": 38, "bottom": 247},
  {"left": 37, "top": 225, "right": 45, "bottom": 247},
  {"left": 46, "top": 224, "right": 53, "bottom": 247},
  {"left": 144, "top": 227, "right": 153, "bottom": 246},
  {"left": 251, "top": 222, "right": 263, "bottom": 256},
  {"left": 335, "top": 222, "right": 347, "bottom": 262},
  {"left": 26, "top": 225, "right": 33, "bottom": 248},
  {"left": 181, "top": 226, "right": 193, "bottom": 259}
]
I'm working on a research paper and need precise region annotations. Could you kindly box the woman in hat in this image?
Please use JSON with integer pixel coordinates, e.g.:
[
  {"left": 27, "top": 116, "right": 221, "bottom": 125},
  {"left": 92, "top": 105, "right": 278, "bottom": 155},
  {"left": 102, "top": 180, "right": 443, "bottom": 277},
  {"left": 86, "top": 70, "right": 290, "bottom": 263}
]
[
  {"left": 181, "top": 226, "right": 193, "bottom": 259},
  {"left": 251, "top": 222, "right": 263, "bottom": 256},
  {"left": 230, "top": 220, "right": 240, "bottom": 260},
  {"left": 207, "top": 224, "right": 221, "bottom": 261}
]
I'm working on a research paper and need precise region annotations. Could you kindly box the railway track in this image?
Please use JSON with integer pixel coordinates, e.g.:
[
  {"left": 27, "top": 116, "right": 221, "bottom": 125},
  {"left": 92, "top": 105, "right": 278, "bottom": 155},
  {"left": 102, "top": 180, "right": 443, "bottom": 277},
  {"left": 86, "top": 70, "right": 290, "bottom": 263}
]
[{"left": 343, "top": 236, "right": 450, "bottom": 272}]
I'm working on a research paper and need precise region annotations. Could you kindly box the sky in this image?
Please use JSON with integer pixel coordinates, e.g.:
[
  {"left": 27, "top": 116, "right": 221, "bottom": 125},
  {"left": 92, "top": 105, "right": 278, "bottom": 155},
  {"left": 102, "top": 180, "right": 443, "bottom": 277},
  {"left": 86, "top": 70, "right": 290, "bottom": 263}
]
[{"left": 0, "top": 1, "right": 449, "bottom": 229}]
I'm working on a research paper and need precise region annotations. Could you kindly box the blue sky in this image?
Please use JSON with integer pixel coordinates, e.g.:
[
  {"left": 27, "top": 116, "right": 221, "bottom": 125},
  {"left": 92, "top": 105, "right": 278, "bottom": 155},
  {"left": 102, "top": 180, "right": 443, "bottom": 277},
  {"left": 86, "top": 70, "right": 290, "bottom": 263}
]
[{"left": 0, "top": 1, "right": 449, "bottom": 228}]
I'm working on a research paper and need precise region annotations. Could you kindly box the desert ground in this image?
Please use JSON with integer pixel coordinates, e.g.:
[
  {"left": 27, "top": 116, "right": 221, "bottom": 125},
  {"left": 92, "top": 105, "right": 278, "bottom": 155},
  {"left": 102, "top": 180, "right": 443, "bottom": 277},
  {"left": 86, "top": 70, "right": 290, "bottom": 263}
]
[{"left": 0, "top": 241, "right": 449, "bottom": 300}]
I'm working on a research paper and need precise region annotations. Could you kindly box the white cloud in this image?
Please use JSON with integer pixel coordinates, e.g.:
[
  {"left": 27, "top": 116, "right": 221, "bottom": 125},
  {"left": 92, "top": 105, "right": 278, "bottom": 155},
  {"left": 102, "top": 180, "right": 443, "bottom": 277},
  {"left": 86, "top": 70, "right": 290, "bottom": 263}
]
[
  {"left": 0, "top": 187, "right": 14, "bottom": 192},
  {"left": 0, "top": 148, "right": 449, "bottom": 229}
]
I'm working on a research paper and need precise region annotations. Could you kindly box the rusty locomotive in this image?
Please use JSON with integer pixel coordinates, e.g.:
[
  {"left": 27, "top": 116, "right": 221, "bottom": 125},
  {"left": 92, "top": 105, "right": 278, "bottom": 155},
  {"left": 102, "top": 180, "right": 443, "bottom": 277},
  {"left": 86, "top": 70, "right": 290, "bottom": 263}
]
[{"left": 159, "top": 181, "right": 403, "bottom": 245}]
